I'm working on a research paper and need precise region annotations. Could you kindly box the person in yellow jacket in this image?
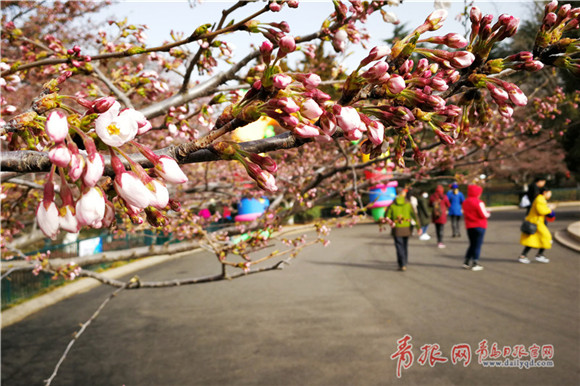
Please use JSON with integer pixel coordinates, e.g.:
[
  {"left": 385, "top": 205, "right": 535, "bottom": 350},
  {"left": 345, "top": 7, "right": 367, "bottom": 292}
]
[{"left": 518, "top": 188, "right": 555, "bottom": 264}]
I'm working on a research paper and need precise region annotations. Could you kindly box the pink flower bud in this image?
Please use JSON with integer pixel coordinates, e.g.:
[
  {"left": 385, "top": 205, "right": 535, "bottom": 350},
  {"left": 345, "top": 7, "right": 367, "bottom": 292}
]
[
  {"left": 344, "top": 128, "right": 363, "bottom": 141},
  {"left": 83, "top": 152, "right": 104, "bottom": 187},
  {"left": 287, "top": 0, "right": 299, "bottom": 8},
  {"left": 443, "top": 33, "right": 468, "bottom": 49},
  {"left": 157, "top": 155, "right": 188, "bottom": 184},
  {"left": 426, "top": 9, "right": 448, "bottom": 31},
  {"left": 45, "top": 110, "right": 69, "bottom": 143},
  {"left": 319, "top": 112, "right": 337, "bottom": 136},
  {"left": 367, "top": 120, "right": 384, "bottom": 146},
  {"left": 499, "top": 105, "right": 513, "bottom": 118},
  {"left": 278, "top": 114, "right": 300, "bottom": 128},
  {"left": 433, "top": 127, "right": 455, "bottom": 145},
  {"left": 92, "top": 97, "right": 117, "bottom": 114},
  {"left": 246, "top": 163, "right": 278, "bottom": 192},
  {"left": 523, "top": 61, "right": 544, "bottom": 72},
  {"left": 269, "top": 2, "right": 281, "bottom": 12},
  {"left": 362, "top": 61, "right": 389, "bottom": 81},
  {"left": 272, "top": 73, "right": 293, "bottom": 89},
  {"left": 470, "top": 6, "right": 482, "bottom": 23},
  {"left": 304, "top": 88, "right": 331, "bottom": 103},
  {"left": 278, "top": 35, "right": 296, "bottom": 56},
  {"left": 69, "top": 152, "right": 86, "bottom": 182},
  {"left": 147, "top": 179, "right": 169, "bottom": 209},
  {"left": 270, "top": 97, "right": 300, "bottom": 114},
  {"left": 300, "top": 98, "right": 323, "bottom": 120},
  {"left": 294, "top": 123, "right": 320, "bottom": 138},
  {"left": 36, "top": 199, "right": 59, "bottom": 239},
  {"left": 507, "top": 85, "right": 527, "bottom": 106},
  {"left": 114, "top": 170, "right": 153, "bottom": 209},
  {"left": 545, "top": 0, "right": 558, "bottom": 15},
  {"left": 413, "top": 148, "right": 426, "bottom": 166},
  {"left": 296, "top": 73, "right": 321, "bottom": 90},
  {"left": 558, "top": 4, "right": 571, "bottom": 18},
  {"left": 543, "top": 12, "right": 557, "bottom": 27},
  {"left": 260, "top": 40, "right": 273, "bottom": 64},
  {"left": 450, "top": 51, "right": 475, "bottom": 69},
  {"left": 334, "top": 105, "right": 362, "bottom": 133},
  {"left": 386, "top": 75, "right": 406, "bottom": 94},
  {"left": 360, "top": 45, "right": 391, "bottom": 66},
  {"left": 48, "top": 143, "right": 71, "bottom": 168},
  {"left": 486, "top": 83, "right": 509, "bottom": 103},
  {"left": 430, "top": 77, "right": 448, "bottom": 92},
  {"left": 249, "top": 153, "right": 278, "bottom": 174},
  {"left": 59, "top": 205, "right": 79, "bottom": 233},
  {"left": 76, "top": 187, "right": 106, "bottom": 227}
]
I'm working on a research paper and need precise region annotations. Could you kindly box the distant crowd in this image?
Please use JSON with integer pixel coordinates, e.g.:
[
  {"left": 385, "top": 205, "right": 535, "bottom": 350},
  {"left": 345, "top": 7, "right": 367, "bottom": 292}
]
[{"left": 384, "top": 177, "right": 556, "bottom": 272}]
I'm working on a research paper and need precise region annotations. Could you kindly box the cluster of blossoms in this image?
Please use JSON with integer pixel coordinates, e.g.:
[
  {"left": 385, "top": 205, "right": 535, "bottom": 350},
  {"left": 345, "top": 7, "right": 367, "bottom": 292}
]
[
  {"left": 534, "top": 1, "right": 580, "bottom": 75},
  {"left": 217, "top": 1, "right": 577, "bottom": 182},
  {"left": 228, "top": 9, "right": 472, "bottom": 169},
  {"left": 22, "top": 81, "right": 189, "bottom": 238},
  {"left": 214, "top": 142, "right": 278, "bottom": 193}
]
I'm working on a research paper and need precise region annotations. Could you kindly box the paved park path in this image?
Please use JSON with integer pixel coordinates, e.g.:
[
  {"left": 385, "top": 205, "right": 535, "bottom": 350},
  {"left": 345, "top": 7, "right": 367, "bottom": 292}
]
[{"left": 2, "top": 209, "right": 579, "bottom": 385}]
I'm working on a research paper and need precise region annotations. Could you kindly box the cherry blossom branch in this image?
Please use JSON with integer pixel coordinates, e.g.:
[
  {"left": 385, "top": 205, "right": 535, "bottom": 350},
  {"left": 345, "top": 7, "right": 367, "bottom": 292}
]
[
  {"left": 44, "top": 283, "right": 128, "bottom": 386},
  {"left": 139, "top": 50, "right": 260, "bottom": 119},
  {"left": 180, "top": 1, "right": 269, "bottom": 93}
]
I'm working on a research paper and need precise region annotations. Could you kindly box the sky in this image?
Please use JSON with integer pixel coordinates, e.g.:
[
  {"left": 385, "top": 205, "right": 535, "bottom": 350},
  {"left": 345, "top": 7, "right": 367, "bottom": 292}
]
[{"left": 94, "top": 0, "right": 536, "bottom": 81}]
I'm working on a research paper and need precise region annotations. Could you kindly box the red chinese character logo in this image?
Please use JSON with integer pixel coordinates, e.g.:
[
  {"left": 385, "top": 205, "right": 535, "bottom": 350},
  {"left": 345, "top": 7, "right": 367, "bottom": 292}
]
[
  {"left": 541, "top": 345, "right": 554, "bottom": 359},
  {"left": 489, "top": 342, "right": 502, "bottom": 359},
  {"left": 475, "top": 339, "right": 489, "bottom": 364},
  {"left": 418, "top": 344, "right": 449, "bottom": 367},
  {"left": 502, "top": 346, "right": 512, "bottom": 357},
  {"left": 451, "top": 344, "right": 472, "bottom": 367},
  {"left": 512, "top": 345, "right": 529, "bottom": 359},
  {"left": 529, "top": 344, "right": 541, "bottom": 359},
  {"left": 391, "top": 335, "right": 414, "bottom": 378}
]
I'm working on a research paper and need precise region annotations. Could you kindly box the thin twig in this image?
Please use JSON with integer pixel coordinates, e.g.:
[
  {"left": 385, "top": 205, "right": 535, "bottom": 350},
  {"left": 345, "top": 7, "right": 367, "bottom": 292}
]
[
  {"left": 92, "top": 66, "right": 134, "bottom": 109},
  {"left": 44, "top": 283, "right": 128, "bottom": 386}
]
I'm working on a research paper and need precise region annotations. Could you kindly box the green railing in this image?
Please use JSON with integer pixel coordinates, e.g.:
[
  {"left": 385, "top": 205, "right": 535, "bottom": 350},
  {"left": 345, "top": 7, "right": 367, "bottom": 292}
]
[{"left": 1, "top": 231, "right": 177, "bottom": 309}]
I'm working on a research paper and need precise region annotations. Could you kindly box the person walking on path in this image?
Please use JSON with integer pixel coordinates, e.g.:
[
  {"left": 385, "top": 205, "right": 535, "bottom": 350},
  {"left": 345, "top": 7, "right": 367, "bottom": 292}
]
[
  {"left": 462, "top": 185, "right": 490, "bottom": 271},
  {"left": 429, "top": 185, "right": 451, "bottom": 248},
  {"left": 385, "top": 188, "right": 422, "bottom": 271},
  {"left": 447, "top": 183, "right": 465, "bottom": 238},
  {"left": 519, "top": 187, "right": 555, "bottom": 264},
  {"left": 523, "top": 176, "right": 547, "bottom": 214},
  {"left": 417, "top": 190, "right": 431, "bottom": 240}
]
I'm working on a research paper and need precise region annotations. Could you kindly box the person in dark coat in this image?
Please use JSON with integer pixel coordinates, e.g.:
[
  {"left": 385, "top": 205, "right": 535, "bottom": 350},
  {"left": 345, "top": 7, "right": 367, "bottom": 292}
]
[{"left": 429, "top": 185, "right": 451, "bottom": 248}]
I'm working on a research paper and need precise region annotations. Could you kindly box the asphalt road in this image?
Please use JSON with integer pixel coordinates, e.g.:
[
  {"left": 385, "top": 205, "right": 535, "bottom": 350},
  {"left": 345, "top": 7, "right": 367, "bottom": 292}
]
[{"left": 2, "top": 209, "right": 579, "bottom": 386}]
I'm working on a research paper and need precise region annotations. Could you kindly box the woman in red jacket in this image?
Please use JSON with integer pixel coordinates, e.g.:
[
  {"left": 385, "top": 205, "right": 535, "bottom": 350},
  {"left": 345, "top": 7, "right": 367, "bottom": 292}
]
[
  {"left": 429, "top": 185, "right": 451, "bottom": 248},
  {"left": 462, "top": 185, "right": 491, "bottom": 271}
]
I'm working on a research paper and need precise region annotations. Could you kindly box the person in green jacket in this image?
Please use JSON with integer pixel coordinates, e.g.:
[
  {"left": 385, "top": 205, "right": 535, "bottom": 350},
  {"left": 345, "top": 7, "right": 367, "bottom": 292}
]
[{"left": 385, "top": 187, "right": 422, "bottom": 271}]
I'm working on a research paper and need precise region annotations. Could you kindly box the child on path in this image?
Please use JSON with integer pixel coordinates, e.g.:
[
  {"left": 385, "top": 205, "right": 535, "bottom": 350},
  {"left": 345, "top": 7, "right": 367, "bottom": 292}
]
[{"left": 462, "top": 185, "right": 490, "bottom": 271}]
